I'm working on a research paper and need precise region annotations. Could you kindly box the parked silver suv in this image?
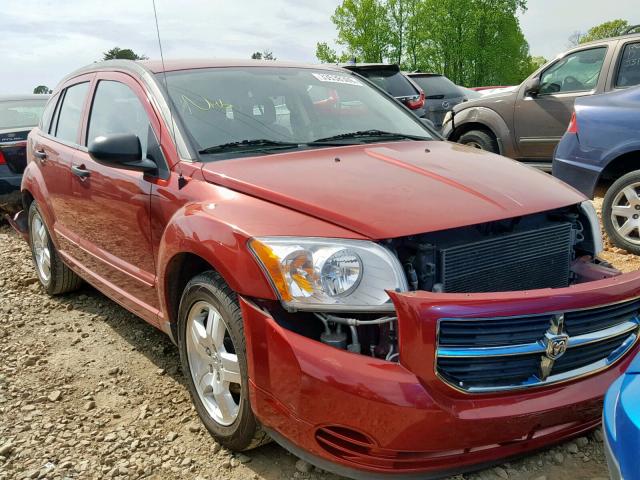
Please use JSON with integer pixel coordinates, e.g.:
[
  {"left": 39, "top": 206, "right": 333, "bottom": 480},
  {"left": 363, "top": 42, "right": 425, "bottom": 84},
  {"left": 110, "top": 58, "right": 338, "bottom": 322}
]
[{"left": 442, "top": 27, "right": 640, "bottom": 170}]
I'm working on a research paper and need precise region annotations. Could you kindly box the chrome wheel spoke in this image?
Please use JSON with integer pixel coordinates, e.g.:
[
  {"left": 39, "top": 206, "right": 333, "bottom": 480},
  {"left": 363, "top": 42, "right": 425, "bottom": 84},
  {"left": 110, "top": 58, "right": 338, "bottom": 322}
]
[
  {"left": 220, "top": 352, "right": 241, "bottom": 385},
  {"left": 612, "top": 204, "right": 633, "bottom": 219},
  {"left": 622, "top": 186, "right": 639, "bottom": 204},
  {"left": 206, "top": 309, "right": 226, "bottom": 350},
  {"left": 190, "top": 318, "right": 210, "bottom": 357},
  {"left": 618, "top": 220, "right": 637, "bottom": 237},
  {"left": 213, "top": 391, "right": 238, "bottom": 423}
]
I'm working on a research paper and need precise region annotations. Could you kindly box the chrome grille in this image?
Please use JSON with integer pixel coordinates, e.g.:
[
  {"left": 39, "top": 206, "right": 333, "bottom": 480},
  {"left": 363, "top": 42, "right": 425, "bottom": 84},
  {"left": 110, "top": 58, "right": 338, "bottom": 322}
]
[{"left": 436, "top": 299, "right": 640, "bottom": 392}]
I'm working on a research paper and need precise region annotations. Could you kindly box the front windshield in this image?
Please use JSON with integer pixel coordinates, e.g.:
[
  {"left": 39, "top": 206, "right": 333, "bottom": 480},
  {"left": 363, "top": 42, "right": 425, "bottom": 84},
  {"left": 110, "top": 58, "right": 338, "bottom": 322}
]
[
  {"left": 160, "top": 67, "right": 432, "bottom": 158},
  {"left": 0, "top": 99, "right": 47, "bottom": 130}
]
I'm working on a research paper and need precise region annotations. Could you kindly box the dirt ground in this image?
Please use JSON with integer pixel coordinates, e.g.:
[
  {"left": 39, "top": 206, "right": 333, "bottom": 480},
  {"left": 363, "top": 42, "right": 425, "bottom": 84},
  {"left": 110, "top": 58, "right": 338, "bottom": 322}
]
[{"left": 0, "top": 199, "right": 628, "bottom": 480}]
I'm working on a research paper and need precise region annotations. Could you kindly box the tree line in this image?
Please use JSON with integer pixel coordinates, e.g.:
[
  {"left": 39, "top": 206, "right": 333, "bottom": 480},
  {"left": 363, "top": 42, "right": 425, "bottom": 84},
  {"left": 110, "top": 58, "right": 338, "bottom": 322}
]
[{"left": 315, "top": 0, "right": 538, "bottom": 87}]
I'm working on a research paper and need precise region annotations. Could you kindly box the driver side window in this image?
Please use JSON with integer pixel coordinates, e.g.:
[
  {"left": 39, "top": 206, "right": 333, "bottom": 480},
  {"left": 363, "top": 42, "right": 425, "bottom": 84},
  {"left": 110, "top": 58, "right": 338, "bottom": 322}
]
[
  {"left": 539, "top": 47, "right": 607, "bottom": 95},
  {"left": 87, "top": 80, "right": 151, "bottom": 154}
]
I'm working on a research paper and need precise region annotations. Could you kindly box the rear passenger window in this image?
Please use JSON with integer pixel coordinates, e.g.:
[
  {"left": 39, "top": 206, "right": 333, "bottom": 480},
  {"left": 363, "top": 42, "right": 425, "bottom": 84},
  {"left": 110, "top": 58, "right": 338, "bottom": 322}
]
[
  {"left": 39, "top": 94, "right": 58, "bottom": 132},
  {"left": 53, "top": 83, "right": 89, "bottom": 144},
  {"left": 616, "top": 42, "right": 640, "bottom": 87},
  {"left": 87, "top": 81, "right": 151, "bottom": 154}
]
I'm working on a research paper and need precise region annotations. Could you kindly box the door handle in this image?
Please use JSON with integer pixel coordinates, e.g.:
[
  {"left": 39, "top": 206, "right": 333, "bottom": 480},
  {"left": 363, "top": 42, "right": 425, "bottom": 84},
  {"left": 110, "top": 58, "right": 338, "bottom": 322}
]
[
  {"left": 71, "top": 165, "right": 91, "bottom": 179},
  {"left": 34, "top": 149, "right": 47, "bottom": 162}
]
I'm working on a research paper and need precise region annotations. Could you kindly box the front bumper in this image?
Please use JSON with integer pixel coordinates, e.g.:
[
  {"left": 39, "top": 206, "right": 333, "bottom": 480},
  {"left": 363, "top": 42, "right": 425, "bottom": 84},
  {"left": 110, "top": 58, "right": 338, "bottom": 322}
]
[{"left": 241, "top": 272, "right": 640, "bottom": 479}]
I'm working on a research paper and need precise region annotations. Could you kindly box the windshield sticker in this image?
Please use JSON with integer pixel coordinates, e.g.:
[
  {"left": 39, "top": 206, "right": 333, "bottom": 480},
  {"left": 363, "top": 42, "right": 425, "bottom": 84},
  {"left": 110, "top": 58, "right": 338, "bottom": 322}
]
[{"left": 312, "top": 73, "right": 363, "bottom": 86}]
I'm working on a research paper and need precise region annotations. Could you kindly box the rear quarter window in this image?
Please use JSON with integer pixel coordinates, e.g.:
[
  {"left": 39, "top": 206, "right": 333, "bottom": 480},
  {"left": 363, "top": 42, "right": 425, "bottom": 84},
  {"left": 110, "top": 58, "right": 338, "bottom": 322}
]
[{"left": 616, "top": 42, "right": 640, "bottom": 87}]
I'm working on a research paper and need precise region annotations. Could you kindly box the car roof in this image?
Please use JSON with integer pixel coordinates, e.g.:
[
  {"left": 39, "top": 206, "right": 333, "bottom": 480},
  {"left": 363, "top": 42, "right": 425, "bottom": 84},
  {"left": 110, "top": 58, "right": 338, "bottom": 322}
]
[
  {"left": 62, "top": 58, "right": 347, "bottom": 80},
  {"left": 0, "top": 94, "right": 50, "bottom": 101},
  {"left": 578, "top": 29, "right": 640, "bottom": 48}
]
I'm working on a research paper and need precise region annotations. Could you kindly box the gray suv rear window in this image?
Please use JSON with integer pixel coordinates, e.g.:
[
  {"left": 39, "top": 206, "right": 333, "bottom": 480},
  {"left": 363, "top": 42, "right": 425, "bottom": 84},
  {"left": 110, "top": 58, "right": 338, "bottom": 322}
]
[{"left": 616, "top": 42, "right": 640, "bottom": 87}]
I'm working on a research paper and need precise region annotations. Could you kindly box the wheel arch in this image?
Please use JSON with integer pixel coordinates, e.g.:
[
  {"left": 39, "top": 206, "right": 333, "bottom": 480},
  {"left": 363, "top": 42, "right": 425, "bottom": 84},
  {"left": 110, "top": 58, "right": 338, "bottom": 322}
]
[
  {"left": 596, "top": 150, "right": 640, "bottom": 191},
  {"left": 447, "top": 106, "right": 515, "bottom": 157},
  {"left": 157, "top": 206, "right": 276, "bottom": 331}
]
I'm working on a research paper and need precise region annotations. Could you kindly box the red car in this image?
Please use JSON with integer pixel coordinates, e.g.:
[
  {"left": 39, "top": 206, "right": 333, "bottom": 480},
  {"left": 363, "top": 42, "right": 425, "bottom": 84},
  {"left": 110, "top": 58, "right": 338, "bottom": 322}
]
[{"left": 9, "top": 59, "right": 640, "bottom": 479}]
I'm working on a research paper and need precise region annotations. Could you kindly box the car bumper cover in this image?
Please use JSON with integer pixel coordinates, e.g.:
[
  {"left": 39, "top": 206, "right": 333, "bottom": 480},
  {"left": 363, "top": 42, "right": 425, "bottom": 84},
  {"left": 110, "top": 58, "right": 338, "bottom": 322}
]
[{"left": 241, "top": 272, "right": 640, "bottom": 479}]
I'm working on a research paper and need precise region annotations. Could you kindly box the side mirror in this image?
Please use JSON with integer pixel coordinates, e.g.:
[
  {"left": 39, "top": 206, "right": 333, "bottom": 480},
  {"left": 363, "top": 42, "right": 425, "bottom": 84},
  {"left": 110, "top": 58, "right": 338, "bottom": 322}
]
[
  {"left": 524, "top": 77, "right": 541, "bottom": 97},
  {"left": 88, "top": 133, "right": 157, "bottom": 173}
]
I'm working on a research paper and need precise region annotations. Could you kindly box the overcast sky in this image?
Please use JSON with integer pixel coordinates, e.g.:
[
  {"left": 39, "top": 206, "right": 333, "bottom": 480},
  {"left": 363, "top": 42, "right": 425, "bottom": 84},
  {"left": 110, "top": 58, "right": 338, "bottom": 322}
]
[{"left": 0, "top": 0, "right": 636, "bottom": 94}]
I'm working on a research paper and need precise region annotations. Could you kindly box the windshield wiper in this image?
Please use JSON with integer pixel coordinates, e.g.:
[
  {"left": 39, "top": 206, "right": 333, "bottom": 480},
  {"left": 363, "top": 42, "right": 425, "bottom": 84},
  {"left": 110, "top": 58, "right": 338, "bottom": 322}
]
[
  {"left": 199, "top": 139, "right": 301, "bottom": 154},
  {"left": 309, "top": 129, "right": 430, "bottom": 144}
]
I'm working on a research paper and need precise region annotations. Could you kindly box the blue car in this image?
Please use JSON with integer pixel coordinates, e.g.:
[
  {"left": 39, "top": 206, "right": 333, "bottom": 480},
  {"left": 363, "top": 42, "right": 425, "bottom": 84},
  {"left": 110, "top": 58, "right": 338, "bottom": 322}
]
[
  {"left": 604, "top": 352, "right": 640, "bottom": 479},
  {"left": 552, "top": 85, "right": 640, "bottom": 254}
]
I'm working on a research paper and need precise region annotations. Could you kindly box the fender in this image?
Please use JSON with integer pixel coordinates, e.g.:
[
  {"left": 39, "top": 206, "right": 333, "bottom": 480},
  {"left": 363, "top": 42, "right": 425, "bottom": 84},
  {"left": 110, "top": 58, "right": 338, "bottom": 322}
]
[
  {"left": 20, "top": 161, "right": 58, "bottom": 246},
  {"left": 446, "top": 107, "right": 516, "bottom": 158},
  {"left": 156, "top": 201, "right": 278, "bottom": 325}
]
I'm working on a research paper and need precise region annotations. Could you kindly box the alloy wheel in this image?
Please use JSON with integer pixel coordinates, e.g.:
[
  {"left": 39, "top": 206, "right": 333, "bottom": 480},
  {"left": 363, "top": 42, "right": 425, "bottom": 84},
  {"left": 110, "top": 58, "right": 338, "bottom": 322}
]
[
  {"left": 610, "top": 182, "right": 640, "bottom": 245},
  {"left": 185, "top": 301, "right": 242, "bottom": 426},
  {"left": 31, "top": 212, "right": 51, "bottom": 283}
]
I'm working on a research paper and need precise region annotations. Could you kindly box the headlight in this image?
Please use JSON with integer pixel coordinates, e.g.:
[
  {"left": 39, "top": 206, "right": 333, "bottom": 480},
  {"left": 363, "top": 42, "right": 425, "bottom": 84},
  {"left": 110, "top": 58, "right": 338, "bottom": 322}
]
[
  {"left": 580, "top": 200, "right": 604, "bottom": 256},
  {"left": 443, "top": 111, "right": 452, "bottom": 125},
  {"left": 249, "top": 237, "right": 407, "bottom": 311}
]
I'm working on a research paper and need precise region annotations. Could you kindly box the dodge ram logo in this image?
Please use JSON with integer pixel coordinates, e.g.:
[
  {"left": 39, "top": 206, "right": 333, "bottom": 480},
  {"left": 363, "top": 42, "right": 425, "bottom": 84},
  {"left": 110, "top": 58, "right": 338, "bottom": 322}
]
[
  {"left": 539, "top": 314, "right": 570, "bottom": 380},
  {"left": 545, "top": 335, "right": 569, "bottom": 360}
]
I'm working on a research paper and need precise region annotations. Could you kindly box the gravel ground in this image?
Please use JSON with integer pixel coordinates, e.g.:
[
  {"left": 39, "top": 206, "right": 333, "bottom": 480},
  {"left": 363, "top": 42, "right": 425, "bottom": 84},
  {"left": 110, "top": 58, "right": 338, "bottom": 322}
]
[{"left": 0, "top": 198, "right": 628, "bottom": 480}]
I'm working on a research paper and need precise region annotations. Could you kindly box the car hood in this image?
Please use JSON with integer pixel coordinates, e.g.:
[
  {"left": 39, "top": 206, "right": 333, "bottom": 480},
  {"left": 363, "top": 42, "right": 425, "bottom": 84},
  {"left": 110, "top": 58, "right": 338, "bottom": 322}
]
[
  {"left": 200, "top": 141, "right": 585, "bottom": 239},
  {"left": 453, "top": 87, "right": 518, "bottom": 112}
]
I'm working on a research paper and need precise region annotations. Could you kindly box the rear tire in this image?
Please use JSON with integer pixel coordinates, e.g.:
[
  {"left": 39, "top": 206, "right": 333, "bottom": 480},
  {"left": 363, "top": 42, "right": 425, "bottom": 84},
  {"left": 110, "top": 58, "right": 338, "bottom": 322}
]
[
  {"left": 28, "top": 201, "right": 83, "bottom": 295},
  {"left": 177, "top": 271, "right": 270, "bottom": 451},
  {"left": 602, "top": 170, "right": 640, "bottom": 255},
  {"left": 458, "top": 129, "right": 499, "bottom": 153}
]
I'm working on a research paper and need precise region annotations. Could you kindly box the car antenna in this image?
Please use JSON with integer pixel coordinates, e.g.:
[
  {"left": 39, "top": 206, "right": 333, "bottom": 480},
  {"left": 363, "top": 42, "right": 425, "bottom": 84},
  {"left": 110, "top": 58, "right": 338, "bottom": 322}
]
[{"left": 152, "top": 0, "right": 187, "bottom": 189}]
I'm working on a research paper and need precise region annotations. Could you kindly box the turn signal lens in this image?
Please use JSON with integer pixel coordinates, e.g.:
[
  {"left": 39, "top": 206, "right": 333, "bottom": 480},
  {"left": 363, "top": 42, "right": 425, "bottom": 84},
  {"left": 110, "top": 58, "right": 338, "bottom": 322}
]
[{"left": 249, "top": 239, "right": 292, "bottom": 301}]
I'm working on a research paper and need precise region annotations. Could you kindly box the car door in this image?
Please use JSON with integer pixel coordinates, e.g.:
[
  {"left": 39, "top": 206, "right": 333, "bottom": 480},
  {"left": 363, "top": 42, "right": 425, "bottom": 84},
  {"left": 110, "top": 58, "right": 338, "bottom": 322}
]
[
  {"left": 65, "top": 72, "right": 166, "bottom": 321},
  {"left": 32, "top": 79, "right": 92, "bottom": 245},
  {"left": 513, "top": 45, "right": 612, "bottom": 160}
]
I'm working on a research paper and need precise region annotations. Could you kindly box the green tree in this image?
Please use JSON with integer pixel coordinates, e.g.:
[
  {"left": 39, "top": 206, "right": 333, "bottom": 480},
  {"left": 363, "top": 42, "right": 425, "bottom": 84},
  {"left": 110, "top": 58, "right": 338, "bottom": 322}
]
[
  {"left": 580, "top": 19, "right": 630, "bottom": 44},
  {"left": 331, "top": 0, "right": 389, "bottom": 63},
  {"left": 315, "top": 42, "right": 339, "bottom": 63},
  {"left": 530, "top": 56, "right": 547, "bottom": 71},
  {"left": 33, "top": 85, "right": 52, "bottom": 94},
  {"left": 319, "top": 0, "right": 532, "bottom": 86},
  {"left": 102, "top": 47, "right": 148, "bottom": 61},
  {"left": 251, "top": 50, "right": 276, "bottom": 60}
]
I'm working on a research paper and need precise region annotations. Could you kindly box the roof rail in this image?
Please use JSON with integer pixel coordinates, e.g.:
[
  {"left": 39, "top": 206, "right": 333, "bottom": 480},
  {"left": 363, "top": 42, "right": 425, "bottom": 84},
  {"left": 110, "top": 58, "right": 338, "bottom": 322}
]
[{"left": 623, "top": 24, "right": 640, "bottom": 35}]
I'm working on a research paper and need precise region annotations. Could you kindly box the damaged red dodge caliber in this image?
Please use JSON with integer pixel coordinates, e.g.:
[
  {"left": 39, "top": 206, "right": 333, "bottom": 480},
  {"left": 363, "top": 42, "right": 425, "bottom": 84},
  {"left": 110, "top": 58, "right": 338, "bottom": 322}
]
[{"left": 11, "top": 59, "right": 640, "bottom": 479}]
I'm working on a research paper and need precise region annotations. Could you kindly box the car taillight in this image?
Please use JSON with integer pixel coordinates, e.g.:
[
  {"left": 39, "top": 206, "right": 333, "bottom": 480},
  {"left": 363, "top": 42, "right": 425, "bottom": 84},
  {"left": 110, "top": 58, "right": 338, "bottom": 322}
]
[
  {"left": 567, "top": 111, "right": 578, "bottom": 134},
  {"left": 0, "top": 150, "right": 5, "bottom": 165},
  {"left": 405, "top": 92, "right": 425, "bottom": 110}
]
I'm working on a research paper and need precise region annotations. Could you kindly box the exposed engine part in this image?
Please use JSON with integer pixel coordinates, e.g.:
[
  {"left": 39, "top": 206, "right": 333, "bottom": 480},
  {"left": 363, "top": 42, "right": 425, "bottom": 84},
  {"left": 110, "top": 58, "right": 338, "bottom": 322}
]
[
  {"left": 386, "top": 205, "right": 600, "bottom": 294},
  {"left": 316, "top": 312, "right": 398, "bottom": 358}
]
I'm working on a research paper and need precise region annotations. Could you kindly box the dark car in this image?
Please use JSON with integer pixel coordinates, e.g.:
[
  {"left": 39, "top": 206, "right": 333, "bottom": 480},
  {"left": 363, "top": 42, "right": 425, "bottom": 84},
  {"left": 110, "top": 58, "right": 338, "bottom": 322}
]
[
  {"left": 406, "top": 73, "right": 469, "bottom": 129},
  {"left": 443, "top": 28, "right": 640, "bottom": 170},
  {"left": 10, "top": 58, "right": 640, "bottom": 480},
  {"left": 342, "top": 63, "right": 426, "bottom": 117},
  {"left": 0, "top": 94, "right": 49, "bottom": 212},
  {"left": 553, "top": 86, "right": 640, "bottom": 253}
]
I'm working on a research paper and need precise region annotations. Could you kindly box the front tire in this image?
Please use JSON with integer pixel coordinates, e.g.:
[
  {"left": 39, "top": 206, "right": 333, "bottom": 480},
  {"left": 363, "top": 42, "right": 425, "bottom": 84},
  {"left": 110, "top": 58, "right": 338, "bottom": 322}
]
[
  {"left": 177, "top": 271, "right": 269, "bottom": 451},
  {"left": 603, "top": 170, "right": 640, "bottom": 255},
  {"left": 28, "top": 201, "right": 82, "bottom": 295},
  {"left": 458, "top": 129, "right": 499, "bottom": 153}
]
